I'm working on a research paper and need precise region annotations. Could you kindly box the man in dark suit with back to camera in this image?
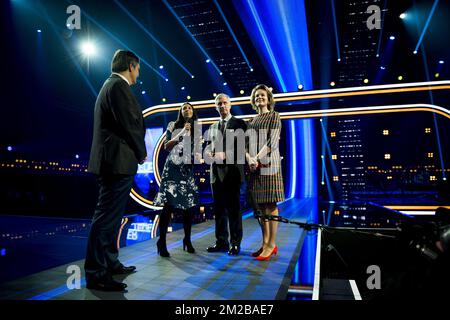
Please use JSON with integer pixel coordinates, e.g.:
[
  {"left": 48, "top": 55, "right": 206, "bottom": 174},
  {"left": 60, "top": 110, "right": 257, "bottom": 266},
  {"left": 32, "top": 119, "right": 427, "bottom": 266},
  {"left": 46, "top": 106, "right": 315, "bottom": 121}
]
[{"left": 85, "top": 50, "right": 147, "bottom": 291}]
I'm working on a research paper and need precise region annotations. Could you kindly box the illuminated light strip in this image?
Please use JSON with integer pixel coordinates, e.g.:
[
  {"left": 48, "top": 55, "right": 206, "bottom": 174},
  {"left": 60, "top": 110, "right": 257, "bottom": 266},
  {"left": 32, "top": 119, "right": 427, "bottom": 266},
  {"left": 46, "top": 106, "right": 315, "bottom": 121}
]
[
  {"left": 386, "top": 205, "right": 450, "bottom": 210},
  {"left": 142, "top": 81, "right": 450, "bottom": 117},
  {"left": 113, "top": 0, "right": 194, "bottom": 78},
  {"left": 117, "top": 217, "right": 128, "bottom": 249},
  {"left": 312, "top": 228, "right": 322, "bottom": 300},
  {"left": 349, "top": 280, "right": 362, "bottom": 300},
  {"left": 162, "top": 0, "right": 222, "bottom": 75},
  {"left": 152, "top": 133, "right": 166, "bottom": 186},
  {"left": 136, "top": 103, "right": 450, "bottom": 208},
  {"left": 399, "top": 211, "right": 436, "bottom": 216},
  {"left": 213, "top": 0, "right": 253, "bottom": 71},
  {"left": 289, "top": 120, "right": 297, "bottom": 198}
]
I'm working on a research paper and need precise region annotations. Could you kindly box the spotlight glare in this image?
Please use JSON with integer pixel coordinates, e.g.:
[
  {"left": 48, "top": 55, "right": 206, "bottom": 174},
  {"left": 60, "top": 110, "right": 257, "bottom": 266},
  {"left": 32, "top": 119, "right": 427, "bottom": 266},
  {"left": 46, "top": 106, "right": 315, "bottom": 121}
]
[
  {"left": 80, "top": 41, "right": 96, "bottom": 56},
  {"left": 206, "top": 59, "right": 210, "bottom": 63},
  {"left": 141, "top": 91, "right": 146, "bottom": 95},
  {"left": 250, "top": 68, "right": 254, "bottom": 72},
  {"left": 191, "top": 75, "right": 195, "bottom": 79},
  {"left": 376, "top": 54, "right": 379, "bottom": 57},
  {"left": 213, "top": 93, "right": 217, "bottom": 97},
  {"left": 7, "top": 146, "right": 12, "bottom": 151},
  {"left": 181, "top": 86, "right": 185, "bottom": 90},
  {"left": 330, "top": 81, "right": 336, "bottom": 87},
  {"left": 219, "top": 72, "right": 223, "bottom": 75},
  {"left": 187, "top": 96, "right": 191, "bottom": 100},
  {"left": 390, "top": 36, "right": 395, "bottom": 40},
  {"left": 223, "top": 82, "right": 227, "bottom": 86},
  {"left": 297, "top": 84, "right": 304, "bottom": 91},
  {"left": 435, "top": 73, "right": 440, "bottom": 78},
  {"left": 159, "top": 65, "right": 164, "bottom": 69},
  {"left": 398, "top": 75, "right": 403, "bottom": 81},
  {"left": 363, "top": 78, "right": 369, "bottom": 84},
  {"left": 239, "top": 90, "right": 244, "bottom": 94},
  {"left": 165, "top": 78, "right": 169, "bottom": 82},
  {"left": 162, "top": 98, "right": 166, "bottom": 102},
  {"left": 439, "top": 60, "right": 444, "bottom": 64},
  {"left": 37, "top": 29, "right": 42, "bottom": 33},
  {"left": 413, "top": 50, "right": 418, "bottom": 54},
  {"left": 380, "top": 66, "right": 385, "bottom": 70},
  {"left": 400, "top": 13, "right": 406, "bottom": 19},
  {"left": 75, "top": 154, "right": 79, "bottom": 159},
  {"left": 337, "top": 58, "right": 341, "bottom": 62}
]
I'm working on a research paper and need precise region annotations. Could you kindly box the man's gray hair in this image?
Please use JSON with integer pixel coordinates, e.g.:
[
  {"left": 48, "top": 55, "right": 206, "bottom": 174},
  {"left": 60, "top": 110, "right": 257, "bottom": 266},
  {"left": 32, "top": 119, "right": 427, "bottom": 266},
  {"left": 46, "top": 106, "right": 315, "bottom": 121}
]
[{"left": 214, "top": 93, "right": 230, "bottom": 105}]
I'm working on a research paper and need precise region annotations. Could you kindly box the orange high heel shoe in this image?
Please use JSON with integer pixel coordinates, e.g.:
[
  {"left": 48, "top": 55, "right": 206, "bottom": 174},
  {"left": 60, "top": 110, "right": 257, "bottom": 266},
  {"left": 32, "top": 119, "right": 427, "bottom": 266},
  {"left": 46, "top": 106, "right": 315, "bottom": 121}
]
[{"left": 255, "top": 246, "right": 278, "bottom": 261}]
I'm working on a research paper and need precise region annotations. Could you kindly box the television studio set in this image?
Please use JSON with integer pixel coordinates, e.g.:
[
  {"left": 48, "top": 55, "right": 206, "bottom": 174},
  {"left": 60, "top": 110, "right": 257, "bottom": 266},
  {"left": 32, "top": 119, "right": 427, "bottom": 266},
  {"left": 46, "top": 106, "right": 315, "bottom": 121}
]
[{"left": 1, "top": 0, "right": 450, "bottom": 310}]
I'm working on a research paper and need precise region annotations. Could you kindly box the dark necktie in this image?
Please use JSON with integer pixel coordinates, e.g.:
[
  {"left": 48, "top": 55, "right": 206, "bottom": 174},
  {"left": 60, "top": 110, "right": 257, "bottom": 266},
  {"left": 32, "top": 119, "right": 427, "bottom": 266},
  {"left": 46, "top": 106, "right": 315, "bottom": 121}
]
[{"left": 219, "top": 120, "right": 226, "bottom": 134}]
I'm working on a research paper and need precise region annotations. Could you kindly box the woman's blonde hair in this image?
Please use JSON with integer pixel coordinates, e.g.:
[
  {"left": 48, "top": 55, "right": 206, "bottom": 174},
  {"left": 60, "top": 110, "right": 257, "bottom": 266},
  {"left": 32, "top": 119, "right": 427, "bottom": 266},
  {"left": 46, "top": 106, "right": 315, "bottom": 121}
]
[{"left": 250, "top": 84, "right": 275, "bottom": 112}]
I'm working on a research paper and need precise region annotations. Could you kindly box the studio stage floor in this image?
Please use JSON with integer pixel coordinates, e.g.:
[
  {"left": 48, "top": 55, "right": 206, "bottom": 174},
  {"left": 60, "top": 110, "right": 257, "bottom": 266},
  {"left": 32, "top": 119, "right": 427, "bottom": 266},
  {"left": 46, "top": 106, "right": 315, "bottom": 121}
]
[{"left": 0, "top": 198, "right": 314, "bottom": 300}]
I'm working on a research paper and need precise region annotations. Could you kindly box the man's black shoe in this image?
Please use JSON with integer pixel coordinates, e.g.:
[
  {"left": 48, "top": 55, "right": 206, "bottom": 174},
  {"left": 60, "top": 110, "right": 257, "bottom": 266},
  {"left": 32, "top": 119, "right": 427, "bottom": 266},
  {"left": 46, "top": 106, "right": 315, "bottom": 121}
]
[
  {"left": 206, "top": 244, "right": 229, "bottom": 253},
  {"left": 86, "top": 278, "right": 127, "bottom": 292},
  {"left": 228, "top": 245, "right": 240, "bottom": 256},
  {"left": 111, "top": 265, "right": 136, "bottom": 275}
]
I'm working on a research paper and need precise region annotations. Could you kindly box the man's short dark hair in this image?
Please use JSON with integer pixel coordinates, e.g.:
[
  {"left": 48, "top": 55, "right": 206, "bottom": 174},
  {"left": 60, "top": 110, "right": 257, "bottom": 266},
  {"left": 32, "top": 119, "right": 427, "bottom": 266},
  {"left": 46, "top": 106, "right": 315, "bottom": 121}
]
[{"left": 111, "top": 50, "right": 140, "bottom": 73}]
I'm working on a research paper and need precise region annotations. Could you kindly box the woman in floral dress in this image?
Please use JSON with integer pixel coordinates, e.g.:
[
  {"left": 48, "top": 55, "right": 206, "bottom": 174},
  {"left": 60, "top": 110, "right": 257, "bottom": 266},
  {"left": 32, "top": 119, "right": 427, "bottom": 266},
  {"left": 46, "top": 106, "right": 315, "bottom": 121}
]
[{"left": 153, "top": 102, "right": 201, "bottom": 257}]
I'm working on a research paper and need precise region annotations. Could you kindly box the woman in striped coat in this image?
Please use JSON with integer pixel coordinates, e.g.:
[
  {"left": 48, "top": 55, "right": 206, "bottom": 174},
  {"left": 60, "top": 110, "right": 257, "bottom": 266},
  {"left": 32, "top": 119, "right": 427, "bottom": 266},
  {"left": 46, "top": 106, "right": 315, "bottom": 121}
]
[{"left": 246, "top": 84, "right": 285, "bottom": 261}]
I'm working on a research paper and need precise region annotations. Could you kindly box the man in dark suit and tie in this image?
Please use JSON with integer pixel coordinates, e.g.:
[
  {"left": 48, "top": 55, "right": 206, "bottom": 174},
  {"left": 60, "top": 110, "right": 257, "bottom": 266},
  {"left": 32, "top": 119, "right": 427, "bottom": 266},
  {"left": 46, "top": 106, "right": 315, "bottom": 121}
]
[
  {"left": 206, "top": 93, "right": 247, "bottom": 255},
  {"left": 85, "top": 50, "right": 147, "bottom": 291}
]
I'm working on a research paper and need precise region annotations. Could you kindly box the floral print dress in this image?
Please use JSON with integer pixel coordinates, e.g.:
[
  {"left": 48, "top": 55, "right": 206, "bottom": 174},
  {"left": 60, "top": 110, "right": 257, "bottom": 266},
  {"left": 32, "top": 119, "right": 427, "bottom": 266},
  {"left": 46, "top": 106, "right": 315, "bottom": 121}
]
[{"left": 153, "top": 122, "right": 199, "bottom": 209}]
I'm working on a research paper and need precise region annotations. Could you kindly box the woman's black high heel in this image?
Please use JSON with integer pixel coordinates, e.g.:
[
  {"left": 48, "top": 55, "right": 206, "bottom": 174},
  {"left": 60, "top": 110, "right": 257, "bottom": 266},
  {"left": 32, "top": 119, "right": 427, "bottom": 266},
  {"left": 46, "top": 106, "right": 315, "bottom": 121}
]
[
  {"left": 183, "top": 238, "right": 195, "bottom": 254},
  {"left": 157, "top": 239, "right": 170, "bottom": 257}
]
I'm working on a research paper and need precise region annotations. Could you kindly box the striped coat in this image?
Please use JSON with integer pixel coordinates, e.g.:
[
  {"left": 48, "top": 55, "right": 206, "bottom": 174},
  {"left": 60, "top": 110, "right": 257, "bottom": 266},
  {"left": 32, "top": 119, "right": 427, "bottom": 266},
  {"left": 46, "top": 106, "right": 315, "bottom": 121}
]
[{"left": 247, "top": 111, "right": 285, "bottom": 204}]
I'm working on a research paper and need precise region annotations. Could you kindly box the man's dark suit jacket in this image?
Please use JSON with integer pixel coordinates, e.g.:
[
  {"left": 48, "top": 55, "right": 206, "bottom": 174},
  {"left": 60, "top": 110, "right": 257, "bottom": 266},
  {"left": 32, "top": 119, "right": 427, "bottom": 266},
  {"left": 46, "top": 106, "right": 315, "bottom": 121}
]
[
  {"left": 208, "top": 116, "right": 247, "bottom": 184},
  {"left": 88, "top": 74, "right": 146, "bottom": 175}
]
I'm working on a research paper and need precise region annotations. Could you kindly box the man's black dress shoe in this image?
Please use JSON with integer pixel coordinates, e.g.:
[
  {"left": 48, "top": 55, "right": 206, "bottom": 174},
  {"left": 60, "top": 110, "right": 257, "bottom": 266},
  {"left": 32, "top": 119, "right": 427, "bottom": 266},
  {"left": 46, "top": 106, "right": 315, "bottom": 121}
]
[
  {"left": 228, "top": 245, "right": 240, "bottom": 256},
  {"left": 206, "top": 244, "right": 229, "bottom": 253},
  {"left": 111, "top": 265, "right": 136, "bottom": 275},
  {"left": 86, "top": 277, "right": 127, "bottom": 292}
]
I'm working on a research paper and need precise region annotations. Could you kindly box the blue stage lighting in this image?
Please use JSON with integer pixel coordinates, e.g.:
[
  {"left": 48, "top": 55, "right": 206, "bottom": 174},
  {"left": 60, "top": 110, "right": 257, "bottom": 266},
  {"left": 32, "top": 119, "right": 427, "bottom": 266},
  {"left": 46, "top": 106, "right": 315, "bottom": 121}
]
[
  {"left": 223, "top": 82, "right": 227, "bottom": 86},
  {"left": 206, "top": 59, "right": 210, "bottom": 63},
  {"left": 390, "top": 36, "right": 395, "bottom": 40},
  {"left": 37, "top": 29, "right": 42, "bottom": 33},
  {"left": 159, "top": 65, "right": 164, "bottom": 69},
  {"left": 80, "top": 41, "right": 96, "bottom": 57},
  {"left": 213, "top": 0, "right": 253, "bottom": 72},
  {"left": 219, "top": 72, "right": 223, "bottom": 76},
  {"left": 191, "top": 75, "right": 195, "bottom": 79},
  {"left": 139, "top": 81, "right": 143, "bottom": 85},
  {"left": 380, "top": 66, "right": 386, "bottom": 70},
  {"left": 7, "top": 146, "right": 12, "bottom": 151},
  {"left": 141, "top": 91, "right": 146, "bottom": 95},
  {"left": 400, "top": 13, "right": 407, "bottom": 19},
  {"left": 439, "top": 60, "right": 444, "bottom": 64},
  {"left": 181, "top": 86, "right": 185, "bottom": 90},
  {"left": 414, "top": 50, "right": 418, "bottom": 54},
  {"left": 165, "top": 78, "right": 169, "bottom": 82},
  {"left": 162, "top": 0, "right": 222, "bottom": 75},
  {"left": 75, "top": 154, "right": 79, "bottom": 159},
  {"left": 414, "top": 0, "right": 439, "bottom": 54}
]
